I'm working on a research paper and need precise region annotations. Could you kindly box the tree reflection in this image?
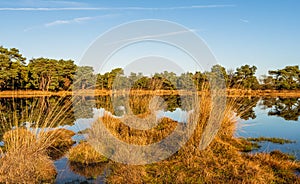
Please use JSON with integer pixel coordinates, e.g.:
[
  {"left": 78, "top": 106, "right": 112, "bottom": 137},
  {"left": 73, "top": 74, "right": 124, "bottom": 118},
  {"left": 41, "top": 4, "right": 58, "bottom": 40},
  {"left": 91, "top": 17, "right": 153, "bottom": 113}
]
[
  {"left": 73, "top": 96, "right": 94, "bottom": 119},
  {"left": 5, "top": 95, "right": 299, "bottom": 139},
  {"left": 0, "top": 96, "right": 76, "bottom": 134},
  {"left": 232, "top": 97, "right": 259, "bottom": 120},
  {"left": 261, "top": 97, "right": 300, "bottom": 121}
]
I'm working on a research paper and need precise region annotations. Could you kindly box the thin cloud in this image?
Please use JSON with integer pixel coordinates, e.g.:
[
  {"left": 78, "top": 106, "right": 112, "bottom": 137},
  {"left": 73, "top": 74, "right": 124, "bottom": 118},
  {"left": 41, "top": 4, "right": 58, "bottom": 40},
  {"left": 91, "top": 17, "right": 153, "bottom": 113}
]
[
  {"left": 106, "top": 29, "right": 198, "bottom": 46},
  {"left": 45, "top": 16, "right": 94, "bottom": 27},
  {"left": 1, "top": 0, "right": 88, "bottom": 7},
  {"left": 0, "top": 4, "right": 236, "bottom": 11},
  {"left": 42, "top": 0, "right": 87, "bottom": 7},
  {"left": 240, "top": 19, "right": 249, "bottom": 23},
  {"left": 24, "top": 14, "right": 118, "bottom": 31}
]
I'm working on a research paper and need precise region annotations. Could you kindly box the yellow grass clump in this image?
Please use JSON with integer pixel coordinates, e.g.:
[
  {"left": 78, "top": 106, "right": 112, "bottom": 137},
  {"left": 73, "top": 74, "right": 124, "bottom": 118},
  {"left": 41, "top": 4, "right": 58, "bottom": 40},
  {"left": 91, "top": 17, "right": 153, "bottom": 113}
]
[
  {"left": 44, "top": 128, "right": 75, "bottom": 148},
  {"left": 0, "top": 127, "right": 75, "bottom": 182},
  {"left": 0, "top": 95, "right": 75, "bottom": 182},
  {"left": 104, "top": 93, "right": 300, "bottom": 183},
  {"left": 41, "top": 128, "right": 75, "bottom": 159},
  {"left": 0, "top": 147, "right": 57, "bottom": 183},
  {"left": 0, "top": 127, "right": 57, "bottom": 183},
  {"left": 68, "top": 142, "right": 109, "bottom": 165},
  {"left": 2, "top": 128, "right": 36, "bottom": 151}
]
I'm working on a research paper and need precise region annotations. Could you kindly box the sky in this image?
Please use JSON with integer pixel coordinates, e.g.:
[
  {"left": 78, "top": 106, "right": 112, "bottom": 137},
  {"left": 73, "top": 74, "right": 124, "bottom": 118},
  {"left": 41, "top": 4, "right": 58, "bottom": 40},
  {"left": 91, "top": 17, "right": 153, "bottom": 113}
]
[{"left": 0, "top": 0, "right": 299, "bottom": 76}]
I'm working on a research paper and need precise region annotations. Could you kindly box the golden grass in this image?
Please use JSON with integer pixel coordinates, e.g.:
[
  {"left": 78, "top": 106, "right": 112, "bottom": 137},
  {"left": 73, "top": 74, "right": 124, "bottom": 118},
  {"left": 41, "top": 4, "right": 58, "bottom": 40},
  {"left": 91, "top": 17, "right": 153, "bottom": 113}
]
[
  {"left": 2, "top": 128, "right": 36, "bottom": 151},
  {"left": 0, "top": 147, "right": 57, "bottom": 183},
  {"left": 68, "top": 142, "right": 109, "bottom": 165},
  {"left": 247, "top": 137, "right": 296, "bottom": 144},
  {"left": 42, "top": 128, "right": 75, "bottom": 160},
  {"left": 226, "top": 89, "right": 300, "bottom": 97},
  {"left": 0, "top": 96, "right": 75, "bottom": 182},
  {"left": 0, "top": 127, "right": 58, "bottom": 183},
  {"left": 98, "top": 115, "right": 177, "bottom": 145},
  {"left": 102, "top": 92, "right": 300, "bottom": 183},
  {"left": 0, "top": 127, "right": 76, "bottom": 182},
  {"left": 44, "top": 128, "right": 75, "bottom": 148}
]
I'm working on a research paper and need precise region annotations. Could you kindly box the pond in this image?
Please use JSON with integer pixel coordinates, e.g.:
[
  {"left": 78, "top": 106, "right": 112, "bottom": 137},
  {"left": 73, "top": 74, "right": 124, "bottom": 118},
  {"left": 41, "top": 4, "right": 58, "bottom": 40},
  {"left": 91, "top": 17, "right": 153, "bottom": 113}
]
[
  {"left": 0, "top": 95, "right": 299, "bottom": 183},
  {"left": 236, "top": 97, "right": 300, "bottom": 159}
]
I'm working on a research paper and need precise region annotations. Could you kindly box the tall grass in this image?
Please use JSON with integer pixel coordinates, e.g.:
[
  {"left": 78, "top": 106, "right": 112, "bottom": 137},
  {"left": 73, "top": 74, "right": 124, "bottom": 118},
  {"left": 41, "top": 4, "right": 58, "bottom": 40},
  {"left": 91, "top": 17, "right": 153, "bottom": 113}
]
[
  {"left": 0, "top": 96, "right": 76, "bottom": 183},
  {"left": 98, "top": 91, "right": 300, "bottom": 183}
]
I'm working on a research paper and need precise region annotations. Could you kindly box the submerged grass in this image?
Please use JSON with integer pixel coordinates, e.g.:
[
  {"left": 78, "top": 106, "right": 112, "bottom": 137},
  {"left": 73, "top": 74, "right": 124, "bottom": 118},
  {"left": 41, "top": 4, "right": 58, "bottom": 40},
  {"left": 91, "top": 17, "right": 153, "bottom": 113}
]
[{"left": 247, "top": 137, "right": 296, "bottom": 144}]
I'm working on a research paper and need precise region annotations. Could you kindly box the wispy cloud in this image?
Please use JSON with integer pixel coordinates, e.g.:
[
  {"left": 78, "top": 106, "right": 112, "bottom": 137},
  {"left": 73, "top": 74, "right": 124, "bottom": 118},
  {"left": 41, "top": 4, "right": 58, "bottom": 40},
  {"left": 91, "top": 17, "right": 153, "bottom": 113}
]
[
  {"left": 0, "top": 4, "right": 236, "bottom": 11},
  {"left": 45, "top": 16, "right": 94, "bottom": 27},
  {"left": 106, "top": 29, "right": 198, "bottom": 46},
  {"left": 42, "top": 0, "right": 87, "bottom": 7},
  {"left": 24, "top": 14, "right": 118, "bottom": 31},
  {"left": 240, "top": 18, "right": 249, "bottom": 23},
  {"left": 0, "top": 0, "right": 88, "bottom": 7}
]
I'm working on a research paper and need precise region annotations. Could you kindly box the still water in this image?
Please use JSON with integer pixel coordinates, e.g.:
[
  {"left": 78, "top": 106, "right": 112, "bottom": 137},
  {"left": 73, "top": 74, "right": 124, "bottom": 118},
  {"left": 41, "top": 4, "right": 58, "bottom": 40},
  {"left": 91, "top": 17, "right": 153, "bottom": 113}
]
[
  {"left": 0, "top": 96, "right": 299, "bottom": 182},
  {"left": 236, "top": 98, "right": 300, "bottom": 159}
]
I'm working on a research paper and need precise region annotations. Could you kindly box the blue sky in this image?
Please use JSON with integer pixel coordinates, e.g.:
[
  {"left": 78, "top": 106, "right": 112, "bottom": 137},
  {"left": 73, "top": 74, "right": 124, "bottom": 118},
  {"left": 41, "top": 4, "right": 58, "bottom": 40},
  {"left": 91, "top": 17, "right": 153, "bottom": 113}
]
[{"left": 0, "top": 0, "right": 299, "bottom": 76}]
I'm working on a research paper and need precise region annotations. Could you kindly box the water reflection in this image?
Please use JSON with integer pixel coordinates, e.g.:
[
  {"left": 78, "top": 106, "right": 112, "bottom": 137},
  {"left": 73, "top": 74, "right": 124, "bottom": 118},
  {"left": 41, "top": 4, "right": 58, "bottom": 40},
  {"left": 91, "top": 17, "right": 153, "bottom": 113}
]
[
  {"left": 0, "top": 96, "right": 299, "bottom": 131},
  {"left": 68, "top": 162, "right": 108, "bottom": 179},
  {"left": 0, "top": 95, "right": 300, "bottom": 181},
  {"left": 234, "top": 97, "right": 260, "bottom": 120},
  {"left": 260, "top": 97, "right": 300, "bottom": 121},
  {"left": 0, "top": 96, "right": 76, "bottom": 139},
  {"left": 230, "top": 97, "right": 300, "bottom": 121},
  {"left": 237, "top": 97, "right": 300, "bottom": 159}
]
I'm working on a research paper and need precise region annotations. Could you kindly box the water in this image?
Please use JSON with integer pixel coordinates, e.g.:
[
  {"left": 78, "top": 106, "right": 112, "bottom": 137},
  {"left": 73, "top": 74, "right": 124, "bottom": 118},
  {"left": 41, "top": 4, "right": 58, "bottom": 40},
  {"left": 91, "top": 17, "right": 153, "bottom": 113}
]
[
  {"left": 0, "top": 95, "right": 299, "bottom": 182},
  {"left": 54, "top": 157, "right": 107, "bottom": 183},
  {"left": 236, "top": 98, "right": 300, "bottom": 159}
]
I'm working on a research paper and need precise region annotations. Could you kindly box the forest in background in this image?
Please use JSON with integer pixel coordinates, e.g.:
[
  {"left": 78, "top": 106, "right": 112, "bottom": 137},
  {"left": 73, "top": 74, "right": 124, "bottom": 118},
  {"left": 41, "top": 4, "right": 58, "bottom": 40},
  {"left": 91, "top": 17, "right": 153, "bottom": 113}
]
[{"left": 1, "top": 46, "right": 300, "bottom": 91}]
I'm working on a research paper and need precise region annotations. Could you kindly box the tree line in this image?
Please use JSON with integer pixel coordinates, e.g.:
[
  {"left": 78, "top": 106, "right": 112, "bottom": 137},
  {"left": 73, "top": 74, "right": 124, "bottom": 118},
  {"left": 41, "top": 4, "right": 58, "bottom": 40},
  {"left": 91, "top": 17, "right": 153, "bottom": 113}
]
[{"left": 1, "top": 46, "right": 299, "bottom": 91}]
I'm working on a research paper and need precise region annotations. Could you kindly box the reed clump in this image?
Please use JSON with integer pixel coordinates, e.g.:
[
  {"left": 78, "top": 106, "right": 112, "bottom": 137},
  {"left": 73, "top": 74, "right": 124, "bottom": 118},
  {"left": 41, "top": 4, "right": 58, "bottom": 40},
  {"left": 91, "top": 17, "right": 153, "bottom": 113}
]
[
  {"left": 68, "top": 142, "right": 109, "bottom": 165},
  {"left": 98, "top": 114, "right": 177, "bottom": 145},
  {"left": 0, "top": 127, "right": 57, "bottom": 183},
  {"left": 0, "top": 95, "right": 76, "bottom": 182},
  {"left": 44, "top": 128, "right": 75, "bottom": 148},
  {"left": 2, "top": 128, "right": 36, "bottom": 151},
  {"left": 104, "top": 93, "right": 300, "bottom": 183},
  {"left": 0, "top": 147, "right": 57, "bottom": 183},
  {"left": 41, "top": 128, "right": 75, "bottom": 160}
]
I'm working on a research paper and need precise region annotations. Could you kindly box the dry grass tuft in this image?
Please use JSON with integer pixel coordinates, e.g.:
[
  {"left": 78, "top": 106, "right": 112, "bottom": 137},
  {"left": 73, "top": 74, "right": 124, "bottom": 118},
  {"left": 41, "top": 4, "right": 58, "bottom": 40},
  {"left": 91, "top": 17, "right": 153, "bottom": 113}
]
[
  {"left": 0, "top": 96, "right": 75, "bottom": 182},
  {"left": 108, "top": 164, "right": 148, "bottom": 184},
  {"left": 41, "top": 128, "right": 75, "bottom": 160},
  {"left": 0, "top": 145, "right": 56, "bottom": 183},
  {"left": 105, "top": 93, "right": 300, "bottom": 183},
  {"left": 68, "top": 142, "right": 109, "bottom": 165},
  {"left": 2, "top": 128, "right": 36, "bottom": 151},
  {"left": 99, "top": 114, "right": 177, "bottom": 145},
  {"left": 44, "top": 128, "right": 75, "bottom": 148}
]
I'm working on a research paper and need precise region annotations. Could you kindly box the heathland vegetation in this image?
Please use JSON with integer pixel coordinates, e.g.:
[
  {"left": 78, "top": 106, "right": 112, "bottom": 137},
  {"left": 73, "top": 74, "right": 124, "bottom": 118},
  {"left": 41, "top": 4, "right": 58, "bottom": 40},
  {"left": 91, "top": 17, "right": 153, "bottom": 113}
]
[
  {"left": 1, "top": 46, "right": 300, "bottom": 92},
  {"left": 0, "top": 45, "right": 300, "bottom": 183}
]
